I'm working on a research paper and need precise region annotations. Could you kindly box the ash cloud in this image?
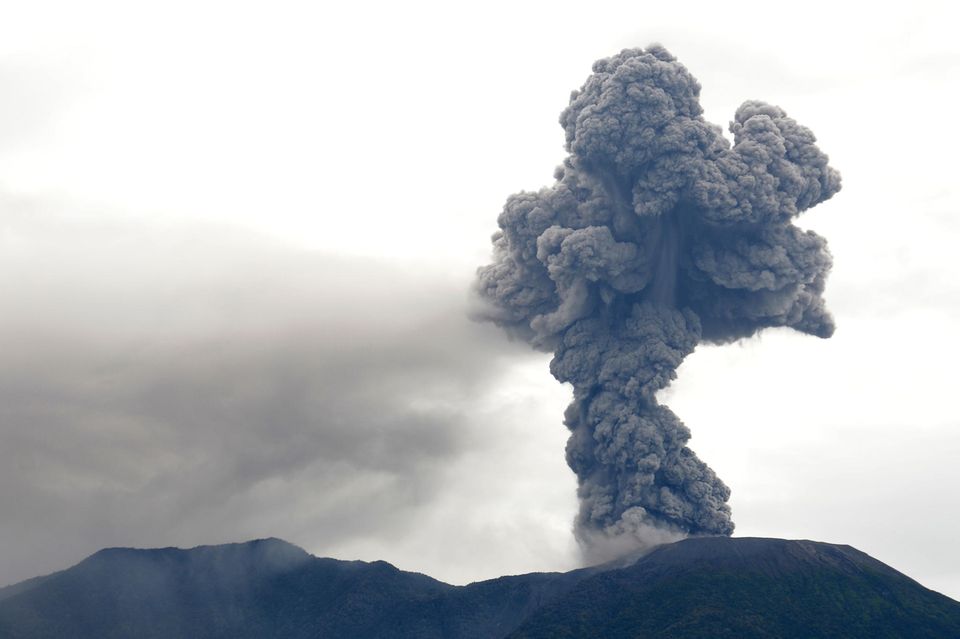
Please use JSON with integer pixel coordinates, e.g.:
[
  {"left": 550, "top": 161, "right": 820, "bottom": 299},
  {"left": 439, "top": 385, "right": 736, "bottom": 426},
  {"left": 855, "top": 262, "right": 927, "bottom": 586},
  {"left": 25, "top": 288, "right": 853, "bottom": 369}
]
[
  {"left": 476, "top": 45, "right": 840, "bottom": 553},
  {"left": 0, "top": 198, "right": 527, "bottom": 587}
]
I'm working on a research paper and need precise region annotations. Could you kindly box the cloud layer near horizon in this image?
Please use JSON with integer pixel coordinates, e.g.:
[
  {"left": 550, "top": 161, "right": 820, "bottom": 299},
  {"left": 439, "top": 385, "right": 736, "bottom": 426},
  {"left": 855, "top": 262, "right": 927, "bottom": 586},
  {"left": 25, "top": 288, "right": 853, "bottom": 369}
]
[{"left": 0, "top": 194, "right": 577, "bottom": 584}]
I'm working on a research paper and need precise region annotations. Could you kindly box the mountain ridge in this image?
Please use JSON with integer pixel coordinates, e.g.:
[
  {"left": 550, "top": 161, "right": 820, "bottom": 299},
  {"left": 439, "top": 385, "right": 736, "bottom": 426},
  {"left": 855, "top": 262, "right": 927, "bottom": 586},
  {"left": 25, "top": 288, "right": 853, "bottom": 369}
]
[{"left": 1, "top": 536, "right": 957, "bottom": 638}]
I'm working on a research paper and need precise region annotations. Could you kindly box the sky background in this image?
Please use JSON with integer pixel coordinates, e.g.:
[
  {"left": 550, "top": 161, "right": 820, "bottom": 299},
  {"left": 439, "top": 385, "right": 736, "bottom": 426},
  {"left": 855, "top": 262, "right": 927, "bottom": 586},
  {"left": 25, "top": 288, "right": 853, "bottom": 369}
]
[{"left": 2, "top": 0, "right": 959, "bottom": 600}]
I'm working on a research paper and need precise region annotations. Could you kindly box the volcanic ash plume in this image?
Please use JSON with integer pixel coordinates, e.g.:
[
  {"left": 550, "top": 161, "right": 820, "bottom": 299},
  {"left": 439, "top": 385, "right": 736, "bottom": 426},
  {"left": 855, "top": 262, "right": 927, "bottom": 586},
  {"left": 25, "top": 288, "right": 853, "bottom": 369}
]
[{"left": 475, "top": 45, "right": 841, "bottom": 554}]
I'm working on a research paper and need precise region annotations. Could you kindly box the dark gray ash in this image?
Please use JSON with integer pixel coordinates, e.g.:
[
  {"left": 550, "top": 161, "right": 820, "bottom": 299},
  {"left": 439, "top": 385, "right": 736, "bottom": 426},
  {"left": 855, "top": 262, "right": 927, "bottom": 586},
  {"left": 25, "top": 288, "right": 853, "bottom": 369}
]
[{"left": 475, "top": 45, "right": 840, "bottom": 551}]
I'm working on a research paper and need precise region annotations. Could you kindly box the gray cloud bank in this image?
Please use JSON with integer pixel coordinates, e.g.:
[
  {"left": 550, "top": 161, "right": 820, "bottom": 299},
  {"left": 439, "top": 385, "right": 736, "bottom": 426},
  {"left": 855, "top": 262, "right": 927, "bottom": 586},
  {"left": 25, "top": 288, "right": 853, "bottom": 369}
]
[{"left": 0, "top": 194, "right": 526, "bottom": 586}]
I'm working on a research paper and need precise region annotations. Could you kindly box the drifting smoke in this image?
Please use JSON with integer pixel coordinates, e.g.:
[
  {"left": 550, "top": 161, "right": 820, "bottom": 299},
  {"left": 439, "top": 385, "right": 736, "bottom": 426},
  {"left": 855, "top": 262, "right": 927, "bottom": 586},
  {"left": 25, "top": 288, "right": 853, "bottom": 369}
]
[{"left": 475, "top": 46, "right": 840, "bottom": 557}]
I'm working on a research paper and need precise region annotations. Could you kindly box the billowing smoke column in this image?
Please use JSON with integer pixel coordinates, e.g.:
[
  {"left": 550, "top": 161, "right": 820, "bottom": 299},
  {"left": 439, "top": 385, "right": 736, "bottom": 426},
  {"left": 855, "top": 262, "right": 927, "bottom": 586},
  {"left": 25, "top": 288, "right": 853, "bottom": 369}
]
[{"left": 476, "top": 46, "right": 840, "bottom": 554}]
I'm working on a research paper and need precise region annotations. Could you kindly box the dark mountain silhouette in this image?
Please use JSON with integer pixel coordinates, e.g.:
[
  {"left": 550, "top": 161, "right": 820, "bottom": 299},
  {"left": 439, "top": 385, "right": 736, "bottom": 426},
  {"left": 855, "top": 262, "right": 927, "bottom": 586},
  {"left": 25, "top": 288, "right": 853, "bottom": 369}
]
[
  {"left": 509, "top": 537, "right": 960, "bottom": 638},
  {"left": 0, "top": 537, "right": 957, "bottom": 638}
]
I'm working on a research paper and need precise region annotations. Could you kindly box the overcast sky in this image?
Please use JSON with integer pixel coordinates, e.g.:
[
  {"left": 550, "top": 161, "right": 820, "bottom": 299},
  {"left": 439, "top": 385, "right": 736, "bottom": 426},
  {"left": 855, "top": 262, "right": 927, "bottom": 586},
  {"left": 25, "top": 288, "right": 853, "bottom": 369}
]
[{"left": 2, "top": 0, "right": 959, "bottom": 600}]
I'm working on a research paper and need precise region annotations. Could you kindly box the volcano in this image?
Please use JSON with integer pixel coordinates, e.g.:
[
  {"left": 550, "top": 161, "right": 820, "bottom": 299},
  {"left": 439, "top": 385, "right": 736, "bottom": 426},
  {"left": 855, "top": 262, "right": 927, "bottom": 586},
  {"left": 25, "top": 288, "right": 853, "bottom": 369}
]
[{"left": 1, "top": 537, "right": 957, "bottom": 638}]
